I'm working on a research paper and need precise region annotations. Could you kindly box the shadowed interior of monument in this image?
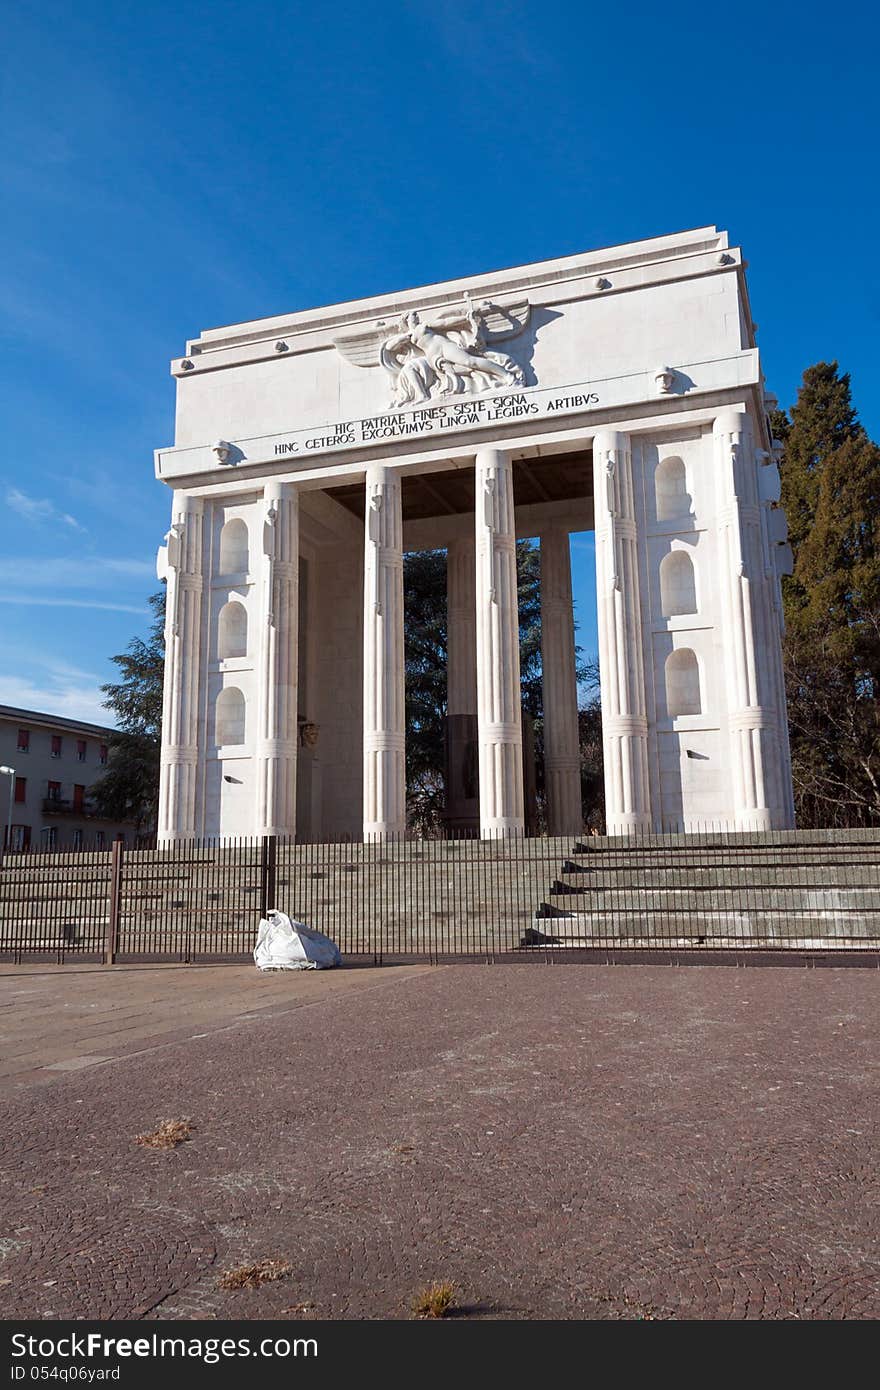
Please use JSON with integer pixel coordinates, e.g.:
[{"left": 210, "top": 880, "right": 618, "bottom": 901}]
[
  {"left": 323, "top": 448, "right": 593, "bottom": 521},
  {"left": 320, "top": 451, "right": 595, "bottom": 837}
]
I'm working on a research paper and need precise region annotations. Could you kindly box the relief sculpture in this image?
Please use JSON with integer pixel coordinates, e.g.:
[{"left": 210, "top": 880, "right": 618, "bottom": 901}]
[{"left": 334, "top": 295, "right": 530, "bottom": 408}]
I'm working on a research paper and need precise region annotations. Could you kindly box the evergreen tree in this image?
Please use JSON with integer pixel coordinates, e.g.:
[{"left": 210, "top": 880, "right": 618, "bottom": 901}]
[
  {"left": 577, "top": 658, "right": 604, "bottom": 832},
  {"left": 780, "top": 362, "right": 862, "bottom": 557},
  {"left": 90, "top": 590, "right": 165, "bottom": 832},
  {"left": 776, "top": 363, "right": 880, "bottom": 825},
  {"left": 403, "top": 550, "right": 449, "bottom": 829}
]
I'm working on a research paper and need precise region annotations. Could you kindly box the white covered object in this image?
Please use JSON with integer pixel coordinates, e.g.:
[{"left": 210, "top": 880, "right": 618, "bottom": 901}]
[{"left": 254, "top": 910, "right": 341, "bottom": 971}]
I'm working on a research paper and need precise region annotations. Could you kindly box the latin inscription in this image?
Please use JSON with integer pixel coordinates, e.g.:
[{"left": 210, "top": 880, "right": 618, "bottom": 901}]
[{"left": 272, "top": 388, "right": 600, "bottom": 457}]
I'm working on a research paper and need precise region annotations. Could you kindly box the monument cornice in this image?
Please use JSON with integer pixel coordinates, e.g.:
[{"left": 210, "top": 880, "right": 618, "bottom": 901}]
[
  {"left": 155, "top": 349, "right": 760, "bottom": 487},
  {"left": 171, "top": 228, "right": 740, "bottom": 375}
]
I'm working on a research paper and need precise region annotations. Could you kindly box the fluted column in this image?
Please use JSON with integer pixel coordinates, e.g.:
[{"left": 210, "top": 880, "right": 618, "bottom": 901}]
[
  {"left": 255, "top": 480, "right": 299, "bottom": 836},
  {"left": 714, "top": 410, "right": 776, "bottom": 830},
  {"left": 540, "top": 528, "right": 582, "bottom": 835},
  {"left": 445, "top": 538, "right": 479, "bottom": 831},
  {"left": 475, "top": 447, "right": 524, "bottom": 837},
  {"left": 363, "top": 465, "right": 405, "bottom": 839},
  {"left": 593, "top": 430, "right": 651, "bottom": 834},
  {"left": 156, "top": 494, "right": 204, "bottom": 842}
]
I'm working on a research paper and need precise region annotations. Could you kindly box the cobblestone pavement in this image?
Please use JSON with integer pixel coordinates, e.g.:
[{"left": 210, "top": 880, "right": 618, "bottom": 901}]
[{"left": 1, "top": 962, "right": 878, "bottom": 1320}]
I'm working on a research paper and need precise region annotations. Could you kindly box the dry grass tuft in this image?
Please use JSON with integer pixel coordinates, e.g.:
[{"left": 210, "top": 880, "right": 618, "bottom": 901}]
[
  {"left": 219, "top": 1258, "right": 293, "bottom": 1291},
  {"left": 412, "top": 1280, "right": 457, "bottom": 1319},
  {"left": 135, "top": 1119, "right": 193, "bottom": 1150}
]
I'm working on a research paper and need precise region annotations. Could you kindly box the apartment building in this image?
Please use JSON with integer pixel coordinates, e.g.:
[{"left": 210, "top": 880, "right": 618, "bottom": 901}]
[{"left": 0, "top": 705, "right": 137, "bottom": 850}]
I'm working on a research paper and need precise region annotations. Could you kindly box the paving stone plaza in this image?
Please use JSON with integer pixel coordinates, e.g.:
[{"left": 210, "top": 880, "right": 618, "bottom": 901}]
[{"left": 0, "top": 962, "right": 877, "bottom": 1320}]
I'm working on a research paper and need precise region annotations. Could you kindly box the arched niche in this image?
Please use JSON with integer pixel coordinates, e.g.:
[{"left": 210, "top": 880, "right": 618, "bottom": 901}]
[
  {"left": 659, "top": 549, "right": 697, "bottom": 617},
  {"left": 218, "top": 601, "right": 247, "bottom": 659},
  {"left": 665, "top": 648, "right": 701, "bottom": 717},
  {"left": 218, "top": 518, "right": 249, "bottom": 575},
  {"left": 655, "top": 456, "right": 691, "bottom": 521},
  {"left": 216, "top": 686, "right": 246, "bottom": 745}
]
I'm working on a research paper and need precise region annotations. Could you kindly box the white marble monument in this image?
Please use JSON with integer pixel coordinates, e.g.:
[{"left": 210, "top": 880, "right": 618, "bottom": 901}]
[{"left": 154, "top": 226, "right": 795, "bottom": 841}]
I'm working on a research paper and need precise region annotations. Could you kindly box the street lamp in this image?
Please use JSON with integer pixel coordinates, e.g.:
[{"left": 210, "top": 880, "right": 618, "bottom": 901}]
[{"left": 0, "top": 767, "right": 14, "bottom": 855}]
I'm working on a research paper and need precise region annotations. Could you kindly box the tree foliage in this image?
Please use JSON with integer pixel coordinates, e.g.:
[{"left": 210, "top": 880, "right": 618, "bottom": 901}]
[
  {"left": 403, "top": 549, "right": 449, "bottom": 830},
  {"left": 776, "top": 363, "right": 880, "bottom": 826},
  {"left": 89, "top": 589, "right": 166, "bottom": 831}
]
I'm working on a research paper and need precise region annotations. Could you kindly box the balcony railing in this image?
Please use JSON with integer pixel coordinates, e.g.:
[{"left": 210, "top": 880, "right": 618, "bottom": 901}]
[{"left": 42, "top": 797, "right": 97, "bottom": 817}]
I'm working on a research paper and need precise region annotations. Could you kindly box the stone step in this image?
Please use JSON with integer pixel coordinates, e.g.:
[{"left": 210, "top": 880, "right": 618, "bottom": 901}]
[
  {"left": 536, "top": 889, "right": 878, "bottom": 922},
  {"left": 562, "top": 849, "right": 880, "bottom": 869},
  {"left": 550, "top": 868, "right": 880, "bottom": 891},
  {"left": 528, "top": 911, "right": 880, "bottom": 944},
  {"left": 569, "top": 830, "right": 880, "bottom": 850}
]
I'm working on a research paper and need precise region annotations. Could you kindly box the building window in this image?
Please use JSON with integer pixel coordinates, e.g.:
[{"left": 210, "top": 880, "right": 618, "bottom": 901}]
[
  {"left": 14, "top": 777, "right": 26, "bottom": 804},
  {"left": 76, "top": 740, "right": 87, "bottom": 762},
  {"left": 73, "top": 784, "right": 85, "bottom": 812},
  {"left": 73, "top": 829, "right": 83, "bottom": 850},
  {"left": 99, "top": 744, "right": 108, "bottom": 766},
  {"left": 43, "top": 827, "right": 57, "bottom": 849},
  {"left": 17, "top": 729, "right": 29, "bottom": 753},
  {"left": 50, "top": 735, "right": 62, "bottom": 758},
  {"left": 8, "top": 825, "right": 30, "bottom": 851},
  {"left": 95, "top": 831, "right": 105, "bottom": 849},
  {"left": 47, "top": 780, "right": 62, "bottom": 801}
]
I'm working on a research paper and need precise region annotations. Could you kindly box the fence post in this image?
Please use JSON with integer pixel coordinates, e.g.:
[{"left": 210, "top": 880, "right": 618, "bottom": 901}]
[
  {"left": 260, "top": 834, "right": 278, "bottom": 919},
  {"left": 105, "top": 839, "right": 124, "bottom": 965}
]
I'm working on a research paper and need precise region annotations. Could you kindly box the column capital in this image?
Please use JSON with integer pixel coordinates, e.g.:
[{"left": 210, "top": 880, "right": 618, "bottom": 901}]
[
  {"left": 172, "top": 492, "right": 204, "bottom": 519},
  {"left": 713, "top": 408, "right": 750, "bottom": 438},
  {"left": 264, "top": 477, "right": 297, "bottom": 503},
  {"left": 592, "top": 428, "right": 630, "bottom": 456},
  {"left": 474, "top": 445, "right": 511, "bottom": 468}
]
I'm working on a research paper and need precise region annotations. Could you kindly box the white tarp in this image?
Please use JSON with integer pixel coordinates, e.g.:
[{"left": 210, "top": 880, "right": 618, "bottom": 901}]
[{"left": 254, "top": 910, "right": 342, "bottom": 971}]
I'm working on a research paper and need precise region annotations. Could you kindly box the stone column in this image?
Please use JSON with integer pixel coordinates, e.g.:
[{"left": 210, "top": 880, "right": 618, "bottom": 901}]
[
  {"left": 540, "top": 528, "right": 582, "bottom": 835},
  {"left": 255, "top": 480, "right": 299, "bottom": 837},
  {"left": 714, "top": 410, "right": 775, "bottom": 830},
  {"left": 156, "top": 494, "right": 204, "bottom": 842},
  {"left": 363, "top": 465, "right": 406, "bottom": 839},
  {"left": 445, "top": 538, "right": 479, "bottom": 832},
  {"left": 475, "top": 447, "right": 524, "bottom": 838},
  {"left": 593, "top": 430, "right": 651, "bottom": 834}
]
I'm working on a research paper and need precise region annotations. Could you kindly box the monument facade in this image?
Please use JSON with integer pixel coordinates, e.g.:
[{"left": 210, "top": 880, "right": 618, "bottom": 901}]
[{"left": 154, "top": 226, "right": 795, "bottom": 841}]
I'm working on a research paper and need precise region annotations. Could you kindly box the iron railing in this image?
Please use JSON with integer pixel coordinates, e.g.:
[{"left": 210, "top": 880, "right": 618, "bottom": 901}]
[{"left": 1, "top": 828, "right": 880, "bottom": 965}]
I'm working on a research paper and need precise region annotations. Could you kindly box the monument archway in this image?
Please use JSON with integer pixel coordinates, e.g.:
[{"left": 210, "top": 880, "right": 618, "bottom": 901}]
[{"left": 154, "top": 226, "right": 795, "bottom": 842}]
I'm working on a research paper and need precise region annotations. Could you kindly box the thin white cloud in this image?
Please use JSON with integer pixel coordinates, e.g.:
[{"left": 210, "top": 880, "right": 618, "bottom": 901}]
[
  {"left": 0, "top": 595, "right": 147, "bottom": 615},
  {"left": 6, "top": 487, "right": 86, "bottom": 532},
  {"left": 0, "top": 673, "right": 116, "bottom": 728},
  {"left": 0, "top": 555, "right": 154, "bottom": 590}
]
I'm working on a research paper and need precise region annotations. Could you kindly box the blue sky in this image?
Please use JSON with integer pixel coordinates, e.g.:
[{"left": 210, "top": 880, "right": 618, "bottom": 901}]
[{"left": 1, "top": 0, "right": 877, "bottom": 724}]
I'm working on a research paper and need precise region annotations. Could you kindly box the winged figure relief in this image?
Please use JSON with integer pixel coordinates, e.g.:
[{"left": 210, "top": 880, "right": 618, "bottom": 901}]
[{"left": 333, "top": 296, "right": 530, "bottom": 408}]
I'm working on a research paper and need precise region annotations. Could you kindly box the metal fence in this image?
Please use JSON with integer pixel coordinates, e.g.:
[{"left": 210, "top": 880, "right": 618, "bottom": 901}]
[{"left": 2, "top": 829, "right": 880, "bottom": 965}]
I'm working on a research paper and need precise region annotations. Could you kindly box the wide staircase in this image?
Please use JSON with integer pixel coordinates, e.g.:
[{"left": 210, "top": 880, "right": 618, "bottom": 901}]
[{"left": 528, "top": 829, "right": 880, "bottom": 951}]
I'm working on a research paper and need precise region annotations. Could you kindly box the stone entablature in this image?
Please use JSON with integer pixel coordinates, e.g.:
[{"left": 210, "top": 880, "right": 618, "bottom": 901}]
[{"left": 154, "top": 226, "right": 794, "bottom": 841}]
